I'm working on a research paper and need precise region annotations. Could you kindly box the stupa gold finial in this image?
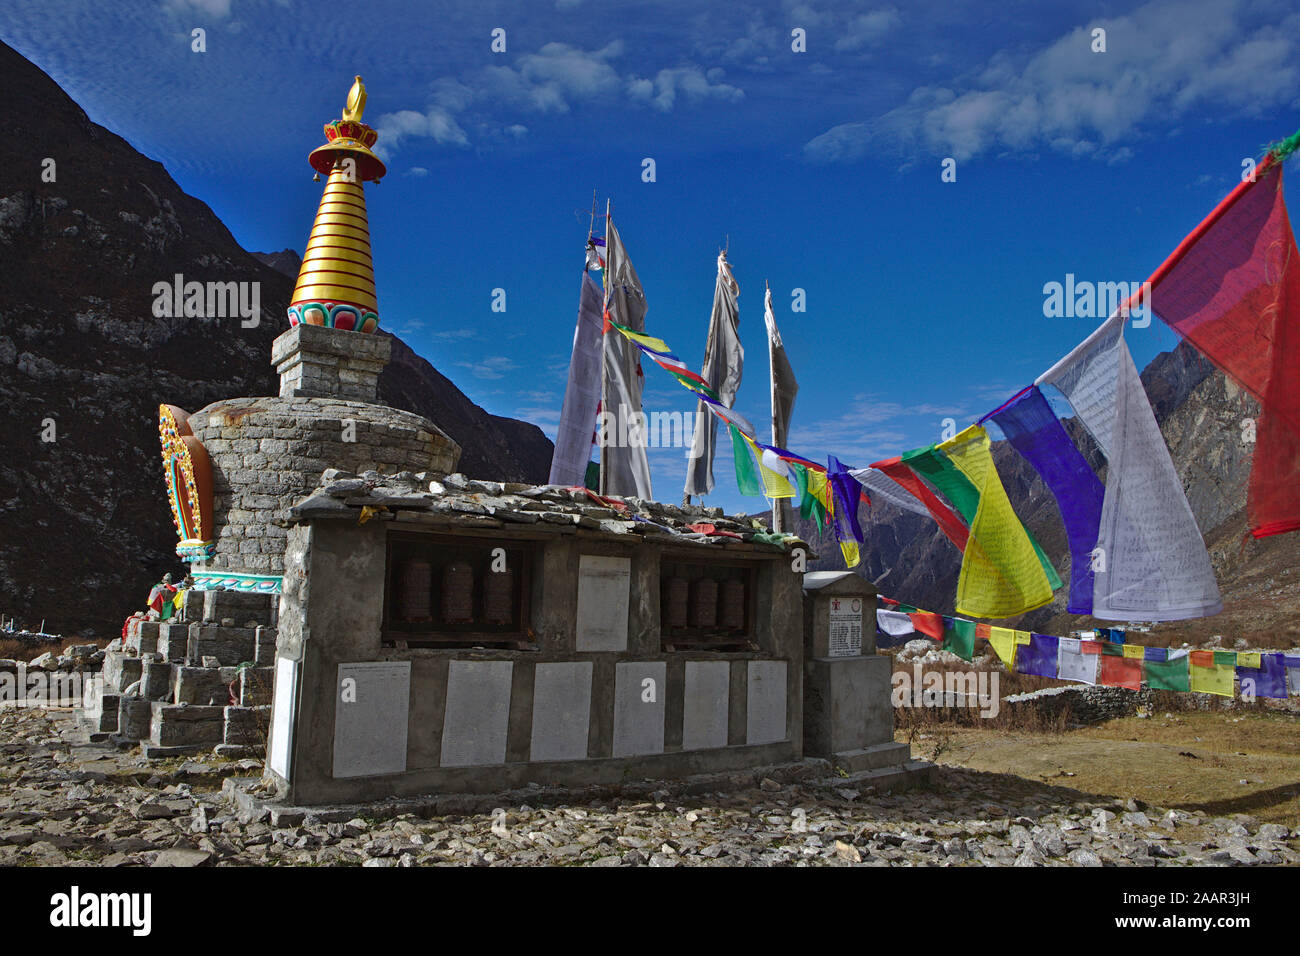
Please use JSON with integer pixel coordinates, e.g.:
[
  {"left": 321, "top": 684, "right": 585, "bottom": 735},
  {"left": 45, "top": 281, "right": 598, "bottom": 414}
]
[
  {"left": 343, "top": 75, "right": 366, "bottom": 122},
  {"left": 289, "top": 76, "right": 386, "bottom": 334}
]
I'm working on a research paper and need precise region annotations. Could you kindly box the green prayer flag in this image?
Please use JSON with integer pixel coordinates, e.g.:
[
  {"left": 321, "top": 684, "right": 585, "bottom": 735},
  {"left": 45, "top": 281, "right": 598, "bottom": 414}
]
[
  {"left": 943, "top": 618, "right": 977, "bottom": 662},
  {"left": 729, "top": 424, "right": 763, "bottom": 496},
  {"left": 902, "top": 443, "right": 1064, "bottom": 591},
  {"left": 1144, "top": 656, "right": 1190, "bottom": 692},
  {"left": 792, "top": 462, "right": 826, "bottom": 534}
]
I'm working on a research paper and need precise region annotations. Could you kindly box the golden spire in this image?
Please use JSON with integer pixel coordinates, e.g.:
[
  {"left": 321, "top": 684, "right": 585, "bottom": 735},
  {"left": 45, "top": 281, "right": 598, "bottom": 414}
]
[
  {"left": 343, "top": 75, "right": 366, "bottom": 122},
  {"left": 288, "top": 75, "right": 386, "bottom": 334}
]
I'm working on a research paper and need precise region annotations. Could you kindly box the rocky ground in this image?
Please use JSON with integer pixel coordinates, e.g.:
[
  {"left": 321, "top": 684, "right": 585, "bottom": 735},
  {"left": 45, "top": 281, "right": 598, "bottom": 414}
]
[{"left": 0, "top": 707, "right": 1296, "bottom": 867}]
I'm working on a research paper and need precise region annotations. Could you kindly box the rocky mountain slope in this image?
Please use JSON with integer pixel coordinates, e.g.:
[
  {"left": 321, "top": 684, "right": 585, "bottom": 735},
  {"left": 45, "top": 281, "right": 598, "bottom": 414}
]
[
  {"left": 0, "top": 40, "right": 552, "bottom": 636},
  {"left": 782, "top": 340, "right": 1300, "bottom": 643}
]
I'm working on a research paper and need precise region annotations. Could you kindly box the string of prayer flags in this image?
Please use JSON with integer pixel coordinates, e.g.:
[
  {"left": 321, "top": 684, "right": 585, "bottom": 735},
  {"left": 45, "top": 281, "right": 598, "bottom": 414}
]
[
  {"left": 885, "top": 586, "right": 1298, "bottom": 701},
  {"left": 1237, "top": 653, "right": 1289, "bottom": 700},
  {"left": 1189, "top": 650, "right": 1237, "bottom": 698},
  {"left": 1143, "top": 650, "right": 1191, "bottom": 692},
  {"left": 1147, "top": 162, "right": 1300, "bottom": 538},
  {"left": 942, "top": 617, "right": 977, "bottom": 661},
  {"left": 1016, "top": 634, "right": 1060, "bottom": 679},
  {"left": 1037, "top": 312, "right": 1222, "bottom": 621},
  {"left": 1057, "top": 636, "right": 1102, "bottom": 685},
  {"left": 986, "top": 385, "right": 1105, "bottom": 614},
  {"left": 608, "top": 320, "right": 756, "bottom": 437},
  {"left": 937, "top": 425, "right": 1058, "bottom": 618}
]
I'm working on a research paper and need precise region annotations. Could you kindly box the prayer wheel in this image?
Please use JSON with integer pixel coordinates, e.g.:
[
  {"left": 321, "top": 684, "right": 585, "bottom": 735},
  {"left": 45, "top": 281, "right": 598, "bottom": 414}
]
[
  {"left": 719, "top": 579, "right": 746, "bottom": 630},
  {"left": 483, "top": 566, "right": 514, "bottom": 626},
  {"left": 662, "top": 577, "right": 688, "bottom": 630},
  {"left": 441, "top": 561, "right": 475, "bottom": 623},
  {"left": 395, "top": 558, "right": 432, "bottom": 622},
  {"left": 689, "top": 577, "right": 718, "bottom": 629}
]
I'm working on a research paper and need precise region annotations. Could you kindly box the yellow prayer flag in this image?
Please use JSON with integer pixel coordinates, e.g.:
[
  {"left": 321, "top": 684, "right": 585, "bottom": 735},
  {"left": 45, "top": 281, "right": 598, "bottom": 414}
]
[
  {"left": 941, "top": 425, "right": 1053, "bottom": 618},
  {"left": 987, "top": 626, "right": 1018, "bottom": 667},
  {"left": 1189, "top": 660, "right": 1235, "bottom": 697},
  {"left": 1014, "top": 631, "right": 1032, "bottom": 645},
  {"left": 616, "top": 327, "right": 673, "bottom": 354},
  {"left": 838, "top": 539, "right": 860, "bottom": 568},
  {"left": 1122, "top": 644, "right": 1145, "bottom": 659},
  {"left": 807, "top": 470, "right": 831, "bottom": 510},
  {"left": 1237, "top": 652, "right": 1261, "bottom": 669},
  {"left": 745, "top": 437, "right": 797, "bottom": 498}
]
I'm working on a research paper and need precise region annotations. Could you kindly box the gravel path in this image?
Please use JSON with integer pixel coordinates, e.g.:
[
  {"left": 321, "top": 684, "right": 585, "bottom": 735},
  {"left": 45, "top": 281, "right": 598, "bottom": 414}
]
[{"left": 0, "top": 708, "right": 1295, "bottom": 866}]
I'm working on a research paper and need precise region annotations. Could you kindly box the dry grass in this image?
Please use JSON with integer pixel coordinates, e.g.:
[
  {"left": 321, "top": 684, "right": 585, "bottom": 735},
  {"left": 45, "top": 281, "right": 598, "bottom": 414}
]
[
  {"left": 0, "top": 635, "right": 112, "bottom": 661},
  {"left": 902, "top": 708, "right": 1300, "bottom": 825}
]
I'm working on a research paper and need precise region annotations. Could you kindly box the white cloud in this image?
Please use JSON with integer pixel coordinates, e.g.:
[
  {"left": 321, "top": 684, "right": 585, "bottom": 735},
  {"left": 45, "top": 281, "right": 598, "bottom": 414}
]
[
  {"left": 834, "top": 7, "right": 902, "bottom": 52},
  {"left": 626, "top": 66, "right": 744, "bottom": 112},
  {"left": 374, "top": 39, "right": 747, "bottom": 156},
  {"left": 805, "top": 0, "right": 1300, "bottom": 163},
  {"left": 374, "top": 107, "right": 468, "bottom": 159},
  {"left": 456, "top": 355, "right": 519, "bottom": 379},
  {"left": 163, "top": 0, "right": 232, "bottom": 17}
]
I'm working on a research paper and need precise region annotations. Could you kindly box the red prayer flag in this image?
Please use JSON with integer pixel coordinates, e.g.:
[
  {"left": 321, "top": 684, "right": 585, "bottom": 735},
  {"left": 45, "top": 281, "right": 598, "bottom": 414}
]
[
  {"left": 909, "top": 611, "right": 945, "bottom": 640},
  {"left": 1099, "top": 654, "right": 1143, "bottom": 690},
  {"left": 1149, "top": 163, "right": 1300, "bottom": 538},
  {"left": 871, "top": 456, "right": 969, "bottom": 550}
]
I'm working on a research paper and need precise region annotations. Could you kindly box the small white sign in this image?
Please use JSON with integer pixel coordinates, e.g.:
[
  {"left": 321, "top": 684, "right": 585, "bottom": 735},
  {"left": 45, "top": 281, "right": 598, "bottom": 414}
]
[
  {"left": 268, "top": 656, "right": 298, "bottom": 779},
  {"left": 828, "top": 597, "right": 863, "bottom": 658}
]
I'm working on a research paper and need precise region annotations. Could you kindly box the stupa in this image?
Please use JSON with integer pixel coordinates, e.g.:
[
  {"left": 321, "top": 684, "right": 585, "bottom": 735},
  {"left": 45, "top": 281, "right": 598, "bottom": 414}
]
[{"left": 156, "top": 77, "right": 460, "bottom": 595}]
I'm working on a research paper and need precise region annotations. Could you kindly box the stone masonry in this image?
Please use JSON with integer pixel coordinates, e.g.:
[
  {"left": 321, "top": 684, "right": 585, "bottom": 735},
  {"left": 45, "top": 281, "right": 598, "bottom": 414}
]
[
  {"left": 273, "top": 322, "right": 390, "bottom": 401},
  {"left": 183, "top": 323, "right": 461, "bottom": 576},
  {"left": 83, "top": 588, "right": 279, "bottom": 758}
]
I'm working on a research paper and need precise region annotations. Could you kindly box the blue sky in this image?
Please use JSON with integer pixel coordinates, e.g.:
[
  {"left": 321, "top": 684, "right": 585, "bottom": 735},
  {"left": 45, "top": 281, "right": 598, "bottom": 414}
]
[{"left": 4, "top": 0, "right": 1299, "bottom": 514}]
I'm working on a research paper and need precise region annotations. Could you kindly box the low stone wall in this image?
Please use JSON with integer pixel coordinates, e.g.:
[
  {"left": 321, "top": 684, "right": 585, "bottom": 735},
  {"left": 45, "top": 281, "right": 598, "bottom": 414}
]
[{"left": 1004, "top": 685, "right": 1157, "bottom": 723}]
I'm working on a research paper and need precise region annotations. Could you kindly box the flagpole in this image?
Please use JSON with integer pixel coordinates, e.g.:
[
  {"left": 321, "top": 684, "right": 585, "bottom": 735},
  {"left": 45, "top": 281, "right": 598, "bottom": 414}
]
[
  {"left": 599, "top": 198, "right": 611, "bottom": 496},
  {"left": 767, "top": 280, "right": 793, "bottom": 534}
]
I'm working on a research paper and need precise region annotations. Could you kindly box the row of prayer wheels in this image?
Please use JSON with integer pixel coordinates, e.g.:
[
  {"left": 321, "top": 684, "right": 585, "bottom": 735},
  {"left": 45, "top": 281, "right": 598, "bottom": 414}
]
[
  {"left": 662, "top": 576, "right": 746, "bottom": 631},
  {"left": 394, "top": 559, "right": 515, "bottom": 625}
]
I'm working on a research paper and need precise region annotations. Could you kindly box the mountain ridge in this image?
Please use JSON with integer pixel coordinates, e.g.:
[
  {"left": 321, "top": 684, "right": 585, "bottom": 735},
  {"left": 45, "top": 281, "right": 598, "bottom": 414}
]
[{"left": 0, "top": 40, "right": 552, "bottom": 636}]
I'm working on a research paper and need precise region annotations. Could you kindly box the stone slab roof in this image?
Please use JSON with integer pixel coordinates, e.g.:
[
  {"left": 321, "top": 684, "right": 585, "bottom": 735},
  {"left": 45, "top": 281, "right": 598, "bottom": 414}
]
[{"left": 289, "top": 469, "right": 810, "bottom": 554}]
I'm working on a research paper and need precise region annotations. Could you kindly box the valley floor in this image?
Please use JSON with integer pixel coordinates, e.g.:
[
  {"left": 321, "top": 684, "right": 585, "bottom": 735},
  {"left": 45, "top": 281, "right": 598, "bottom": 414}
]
[{"left": 0, "top": 707, "right": 1295, "bottom": 866}]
